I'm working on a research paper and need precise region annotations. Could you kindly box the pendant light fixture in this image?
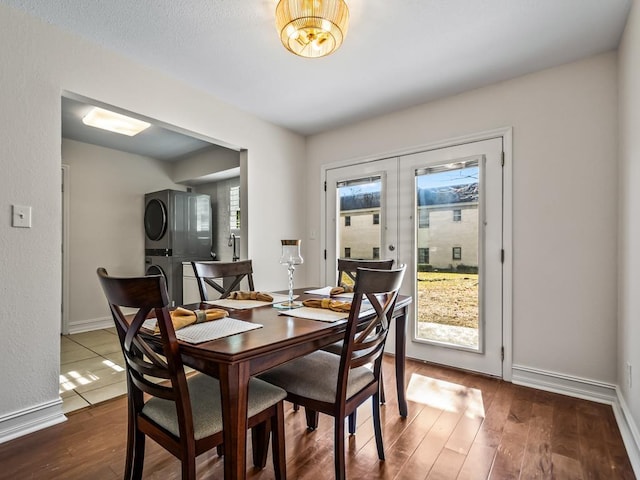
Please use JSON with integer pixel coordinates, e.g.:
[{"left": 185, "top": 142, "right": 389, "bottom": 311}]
[{"left": 275, "top": 0, "right": 349, "bottom": 58}]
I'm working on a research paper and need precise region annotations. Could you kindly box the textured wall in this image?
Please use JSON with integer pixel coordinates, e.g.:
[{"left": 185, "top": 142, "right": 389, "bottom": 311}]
[{"left": 0, "top": 4, "right": 305, "bottom": 422}]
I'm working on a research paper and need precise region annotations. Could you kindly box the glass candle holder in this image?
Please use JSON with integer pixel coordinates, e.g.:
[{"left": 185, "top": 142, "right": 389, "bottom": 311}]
[{"left": 277, "top": 239, "right": 303, "bottom": 308}]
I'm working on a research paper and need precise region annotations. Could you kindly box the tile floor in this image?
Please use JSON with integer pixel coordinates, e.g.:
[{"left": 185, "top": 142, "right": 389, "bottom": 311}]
[
  {"left": 60, "top": 328, "right": 197, "bottom": 414},
  {"left": 60, "top": 327, "right": 127, "bottom": 414}
]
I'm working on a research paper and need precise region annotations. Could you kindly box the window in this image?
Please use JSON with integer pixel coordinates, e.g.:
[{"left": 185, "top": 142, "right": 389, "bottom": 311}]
[
  {"left": 345, "top": 215, "right": 351, "bottom": 226},
  {"left": 229, "top": 186, "right": 240, "bottom": 230},
  {"left": 373, "top": 213, "right": 380, "bottom": 225},
  {"left": 452, "top": 247, "right": 462, "bottom": 260},
  {"left": 373, "top": 247, "right": 380, "bottom": 259},
  {"left": 344, "top": 247, "right": 351, "bottom": 258},
  {"left": 418, "top": 247, "right": 429, "bottom": 264},
  {"left": 418, "top": 209, "right": 429, "bottom": 228},
  {"left": 453, "top": 209, "right": 462, "bottom": 222}
]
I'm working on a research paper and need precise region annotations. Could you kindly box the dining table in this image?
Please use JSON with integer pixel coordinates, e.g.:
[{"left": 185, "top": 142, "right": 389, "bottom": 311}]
[{"left": 146, "top": 288, "right": 412, "bottom": 480}]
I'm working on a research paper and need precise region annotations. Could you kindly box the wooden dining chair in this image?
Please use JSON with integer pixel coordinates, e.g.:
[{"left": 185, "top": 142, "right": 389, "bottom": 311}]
[
  {"left": 259, "top": 265, "right": 406, "bottom": 480},
  {"left": 328, "top": 257, "right": 396, "bottom": 408},
  {"left": 191, "top": 260, "right": 255, "bottom": 301},
  {"left": 336, "top": 258, "right": 394, "bottom": 288},
  {"left": 290, "top": 258, "right": 397, "bottom": 421},
  {"left": 96, "top": 267, "right": 286, "bottom": 480}
]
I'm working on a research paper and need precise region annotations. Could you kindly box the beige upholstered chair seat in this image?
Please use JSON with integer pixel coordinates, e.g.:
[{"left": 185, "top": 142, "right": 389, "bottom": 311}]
[
  {"left": 143, "top": 375, "right": 286, "bottom": 440},
  {"left": 260, "top": 350, "right": 374, "bottom": 404}
]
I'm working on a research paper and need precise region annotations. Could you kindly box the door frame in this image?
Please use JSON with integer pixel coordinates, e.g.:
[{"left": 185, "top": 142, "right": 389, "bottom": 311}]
[
  {"left": 320, "top": 127, "right": 513, "bottom": 381},
  {"left": 61, "top": 164, "right": 70, "bottom": 335}
]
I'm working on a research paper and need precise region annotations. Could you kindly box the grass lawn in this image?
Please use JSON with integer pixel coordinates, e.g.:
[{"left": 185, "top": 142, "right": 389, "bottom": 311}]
[{"left": 417, "top": 271, "right": 478, "bottom": 329}]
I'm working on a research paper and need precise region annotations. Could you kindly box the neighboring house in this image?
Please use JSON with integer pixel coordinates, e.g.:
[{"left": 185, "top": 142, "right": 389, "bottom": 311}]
[
  {"left": 339, "top": 191, "right": 381, "bottom": 260},
  {"left": 339, "top": 183, "right": 479, "bottom": 271},
  {"left": 416, "top": 183, "right": 479, "bottom": 271}
]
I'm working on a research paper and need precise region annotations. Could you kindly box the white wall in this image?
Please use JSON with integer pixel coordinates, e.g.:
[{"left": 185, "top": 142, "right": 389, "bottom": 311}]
[
  {"left": 306, "top": 53, "right": 619, "bottom": 384},
  {"left": 62, "top": 139, "right": 186, "bottom": 331},
  {"left": 0, "top": 4, "right": 305, "bottom": 428},
  {"left": 618, "top": 0, "right": 640, "bottom": 447}
]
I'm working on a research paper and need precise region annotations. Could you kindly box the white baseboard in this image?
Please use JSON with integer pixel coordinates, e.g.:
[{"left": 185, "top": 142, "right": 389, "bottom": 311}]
[
  {"left": 613, "top": 387, "right": 640, "bottom": 478},
  {"left": 512, "top": 364, "right": 640, "bottom": 478},
  {"left": 0, "top": 399, "right": 66, "bottom": 445},
  {"left": 67, "top": 316, "right": 113, "bottom": 334},
  {"left": 512, "top": 364, "right": 618, "bottom": 403}
]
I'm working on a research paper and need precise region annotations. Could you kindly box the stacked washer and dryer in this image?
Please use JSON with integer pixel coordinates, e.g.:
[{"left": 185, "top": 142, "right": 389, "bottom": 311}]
[{"left": 144, "top": 189, "right": 213, "bottom": 306}]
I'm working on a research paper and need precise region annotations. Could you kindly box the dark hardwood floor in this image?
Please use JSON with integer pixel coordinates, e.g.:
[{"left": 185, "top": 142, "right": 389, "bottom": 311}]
[{"left": 0, "top": 356, "right": 634, "bottom": 479}]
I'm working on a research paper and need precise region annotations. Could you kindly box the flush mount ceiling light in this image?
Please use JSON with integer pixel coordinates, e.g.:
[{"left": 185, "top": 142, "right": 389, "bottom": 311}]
[
  {"left": 82, "top": 107, "right": 151, "bottom": 136},
  {"left": 276, "top": 0, "right": 349, "bottom": 58}
]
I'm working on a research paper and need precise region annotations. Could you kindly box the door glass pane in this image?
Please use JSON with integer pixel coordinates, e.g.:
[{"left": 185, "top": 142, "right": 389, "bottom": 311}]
[
  {"left": 415, "top": 161, "right": 480, "bottom": 350},
  {"left": 337, "top": 176, "right": 382, "bottom": 263}
]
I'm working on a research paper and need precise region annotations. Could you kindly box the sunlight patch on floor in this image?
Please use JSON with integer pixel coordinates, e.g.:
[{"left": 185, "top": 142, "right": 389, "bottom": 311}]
[
  {"left": 102, "top": 359, "right": 125, "bottom": 372},
  {"left": 59, "top": 371, "right": 99, "bottom": 391},
  {"left": 406, "top": 373, "right": 485, "bottom": 419},
  {"left": 59, "top": 360, "right": 124, "bottom": 393}
]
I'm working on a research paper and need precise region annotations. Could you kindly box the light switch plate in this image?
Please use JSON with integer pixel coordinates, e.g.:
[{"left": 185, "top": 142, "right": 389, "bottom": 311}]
[{"left": 12, "top": 205, "right": 32, "bottom": 228}]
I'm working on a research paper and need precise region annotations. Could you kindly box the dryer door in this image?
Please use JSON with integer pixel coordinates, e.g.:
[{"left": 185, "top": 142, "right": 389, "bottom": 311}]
[
  {"left": 146, "top": 260, "right": 180, "bottom": 306},
  {"left": 146, "top": 264, "right": 167, "bottom": 282},
  {"left": 144, "top": 199, "right": 168, "bottom": 242}
]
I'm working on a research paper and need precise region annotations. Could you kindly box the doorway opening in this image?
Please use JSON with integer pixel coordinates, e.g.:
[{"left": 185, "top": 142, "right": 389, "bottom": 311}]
[
  {"left": 60, "top": 93, "right": 246, "bottom": 335},
  {"left": 59, "top": 92, "right": 246, "bottom": 412}
]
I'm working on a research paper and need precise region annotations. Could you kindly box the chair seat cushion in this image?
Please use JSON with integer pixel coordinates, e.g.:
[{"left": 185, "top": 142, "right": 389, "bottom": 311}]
[
  {"left": 141, "top": 374, "right": 286, "bottom": 440},
  {"left": 259, "top": 350, "right": 375, "bottom": 404}
]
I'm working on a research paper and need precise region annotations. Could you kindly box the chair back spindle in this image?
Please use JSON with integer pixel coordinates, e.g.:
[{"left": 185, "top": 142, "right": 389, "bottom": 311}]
[{"left": 191, "top": 260, "right": 255, "bottom": 301}]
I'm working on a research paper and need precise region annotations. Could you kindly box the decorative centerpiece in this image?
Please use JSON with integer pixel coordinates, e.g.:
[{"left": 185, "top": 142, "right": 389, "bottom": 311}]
[{"left": 275, "top": 239, "right": 304, "bottom": 309}]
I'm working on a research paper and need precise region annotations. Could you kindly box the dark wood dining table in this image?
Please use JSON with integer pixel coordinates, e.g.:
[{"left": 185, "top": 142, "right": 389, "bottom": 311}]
[{"left": 152, "top": 288, "right": 412, "bottom": 480}]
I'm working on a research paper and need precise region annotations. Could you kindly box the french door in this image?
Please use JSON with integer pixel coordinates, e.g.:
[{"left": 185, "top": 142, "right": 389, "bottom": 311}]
[{"left": 325, "top": 137, "right": 505, "bottom": 377}]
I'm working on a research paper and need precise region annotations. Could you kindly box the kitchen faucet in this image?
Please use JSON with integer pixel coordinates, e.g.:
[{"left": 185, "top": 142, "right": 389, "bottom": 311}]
[{"left": 228, "top": 233, "right": 240, "bottom": 262}]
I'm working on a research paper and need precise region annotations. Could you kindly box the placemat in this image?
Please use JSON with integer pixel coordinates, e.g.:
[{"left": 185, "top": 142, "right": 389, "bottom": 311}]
[{"left": 142, "top": 317, "right": 262, "bottom": 343}]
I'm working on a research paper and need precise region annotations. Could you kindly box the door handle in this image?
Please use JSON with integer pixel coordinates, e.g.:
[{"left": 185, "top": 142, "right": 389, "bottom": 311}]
[{"left": 388, "top": 244, "right": 396, "bottom": 251}]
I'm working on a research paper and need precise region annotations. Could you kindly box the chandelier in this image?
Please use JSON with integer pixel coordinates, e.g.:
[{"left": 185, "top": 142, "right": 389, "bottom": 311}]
[{"left": 275, "top": 0, "right": 350, "bottom": 58}]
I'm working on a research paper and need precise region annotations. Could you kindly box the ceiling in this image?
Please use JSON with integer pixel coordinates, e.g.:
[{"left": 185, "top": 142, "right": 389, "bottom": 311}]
[
  {"left": 4, "top": 0, "right": 632, "bottom": 144},
  {"left": 61, "top": 96, "right": 216, "bottom": 161}
]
